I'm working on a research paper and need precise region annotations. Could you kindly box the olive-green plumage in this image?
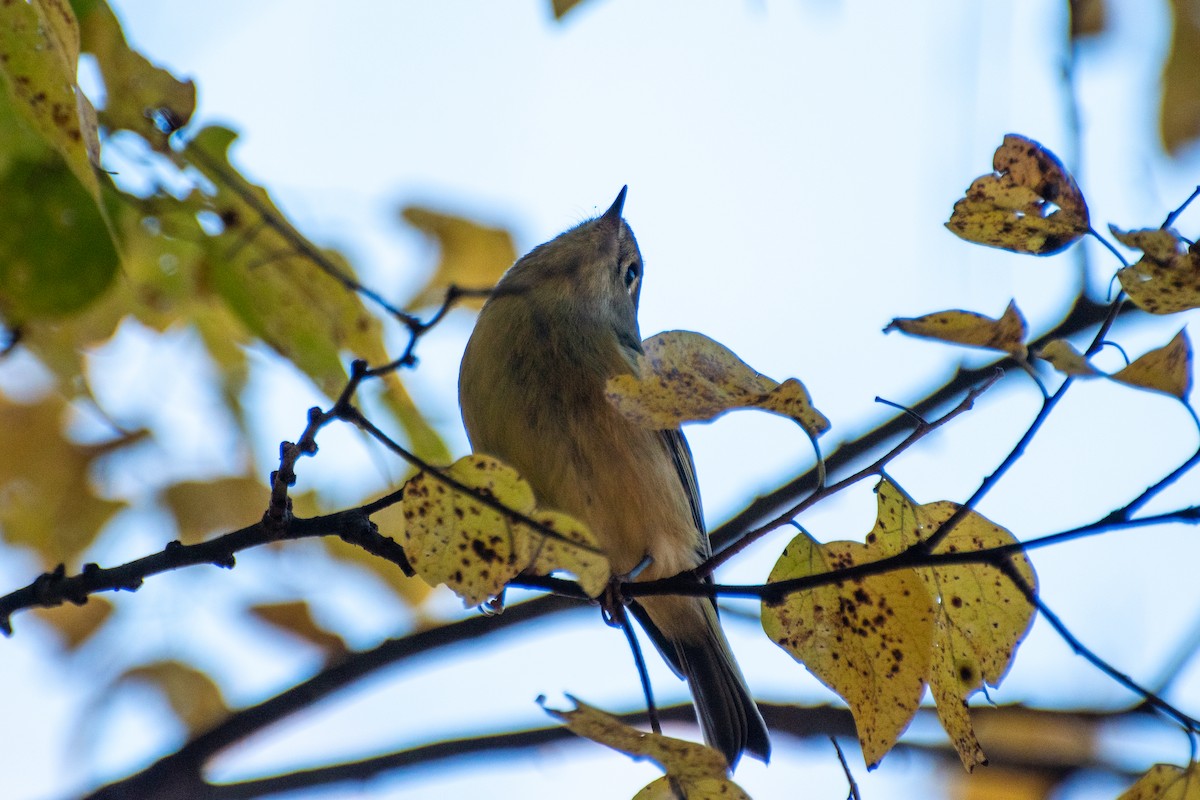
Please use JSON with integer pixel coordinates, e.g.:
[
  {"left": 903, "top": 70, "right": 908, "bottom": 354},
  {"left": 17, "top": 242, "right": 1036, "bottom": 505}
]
[{"left": 458, "top": 188, "right": 769, "bottom": 766}]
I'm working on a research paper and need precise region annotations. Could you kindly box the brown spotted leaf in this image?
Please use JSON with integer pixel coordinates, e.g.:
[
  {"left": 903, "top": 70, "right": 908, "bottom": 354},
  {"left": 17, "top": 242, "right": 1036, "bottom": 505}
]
[
  {"left": 946, "top": 135, "right": 1089, "bottom": 255},
  {"left": 543, "top": 696, "right": 748, "bottom": 797},
  {"left": 761, "top": 529, "right": 935, "bottom": 768},
  {"left": 1114, "top": 227, "right": 1200, "bottom": 315},
  {"left": 1036, "top": 339, "right": 1099, "bottom": 376},
  {"left": 1118, "top": 763, "right": 1200, "bottom": 800},
  {"left": 399, "top": 456, "right": 605, "bottom": 605},
  {"left": 885, "top": 301, "right": 1028, "bottom": 360},
  {"left": 0, "top": 0, "right": 102, "bottom": 201},
  {"left": 606, "top": 330, "right": 829, "bottom": 437},
  {"left": 1111, "top": 331, "right": 1193, "bottom": 400},
  {"left": 869, "top": 480, "right": 1037, "bottom": 771}
]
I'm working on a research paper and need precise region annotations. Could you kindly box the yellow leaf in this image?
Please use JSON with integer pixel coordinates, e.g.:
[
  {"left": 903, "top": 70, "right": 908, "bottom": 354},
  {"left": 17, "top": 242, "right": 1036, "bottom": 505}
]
[
  {"left": 761, "top": 529, "right": 935, "bottom": 767},
  {"left": 76, "top": 0, "right": 196, "bottom": 151},
  {"left": 400, "top": 456, "right": 536, "bottom": 606},
  {"left": 544, "top": 697, "right": 749, "bottom": 797},
  {"left": 606, "top": 330, "right": 830, "bottom": 437},
  {"left": 551, "top": 0, "right": 591, "bottom": 20},
  {"left": 1161, "top": 0, "right": 1200, "bottom": 154},
  {"left": 946, "top": 134, "right": 1089, "bottom": 255},
  {"left": 399, "top": 456, "right": 606, "bottom": 605},
  {"left": 249, "top": 601, "right": 348, "bottom": 658},
  {"left": 527, "top": 509, "right": 611, "bottom": 598},
  {"left": 1036, "top": 339, "right": 1098, "bottom": 376},
  {"left": 185, "top": 127, "right": 448, "bottom": 463},
  {"left": 324, "top": 509, "right": 433, "bottom": 608},
  {"left": 1111, "top": 330, "right": 1193, "bottom": 400},
  {"left": 0, "top": 395, "right": 131, "bottom": 567},
  {"left": 1113, "top": 227, "right": 1200, "bottom": 315},
  {"left": 885, "top": 301, "right": 1028, "bottom": 360},
  {"left": 1119, "top": 763, "right": 1200, "bottom": 800},
  {"left": 163, "top": 477, "right": 267, "bottom": 544},
  {"left": 0, "top": 0, "right": 102, "bottom": 202},
  {"left": 868, "top": 481, "right": 1037, "bottom": 771},
  {"left": 400, "top": 206, "right": 516, "bottom": 311},
  {"left": 1069, "top": 0, "right": 1106, "bottom": 39},
  {"left": 32, "top": 596, "right": 113, "bottom": 650},
  {"left": 123, "top": 660, "right": 229, "bottom": 735}
]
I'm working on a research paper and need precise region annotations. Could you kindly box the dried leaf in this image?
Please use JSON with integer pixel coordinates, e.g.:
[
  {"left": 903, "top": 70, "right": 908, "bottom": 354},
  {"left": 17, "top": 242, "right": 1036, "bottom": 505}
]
[
  {"left": 163, "top": 477, "right": 267, "bottom": 544},
  {"left": 1113, "top": 227, "right": 1200, "bottom": 315},
  {"left": 0, "top": 395, "right": 131, "bottom": 567},
  {"left": 1036, "top": 339, "right": 1098, "bottom": 376},
  {"left": 32, "top": 596, "right": 113, "bottom": 650},
  {"left": 946, "top": 135, "right": 1089, "bottom": 255},
  {"left": 122, "top": 660, "right": 229, "bottom": 734},
  {"left": 606, "top": 330, "right": 829, "bottom": 437},
  {"left": 761, "top": 530, "right": 934, "bottom": 768},
  {"left": 1161, "top": 0, "right": 1200, "bottom": 155},
  {"left": 249, "top": 601, "right": 348, "bottom": 658},
  {"left": 551, "top": 0, "right": 591, "bottom": 20},
  {"left": 543, "top": 697, "right": 748, "bottom": 797},
  {"left": 1111, "top": 331, "right": 1193, "bottom": 400},
  {"left": 885, "top": 301, "right": 1028, "bottom": 360},
  {"left": 527, "top": 509, "right": 610, "bottom": 598},
  {"left": 400, "top": 206, "right": 516, "bottom": 311},
  {"left": 1118, "top": 763, "right": 1200, "bottom": 800}
]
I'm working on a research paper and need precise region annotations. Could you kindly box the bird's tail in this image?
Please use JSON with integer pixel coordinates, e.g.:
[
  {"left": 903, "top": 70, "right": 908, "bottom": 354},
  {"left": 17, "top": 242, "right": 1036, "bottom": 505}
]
[{"left": 632, "top": 599, "right": 770, "bottom": 767}]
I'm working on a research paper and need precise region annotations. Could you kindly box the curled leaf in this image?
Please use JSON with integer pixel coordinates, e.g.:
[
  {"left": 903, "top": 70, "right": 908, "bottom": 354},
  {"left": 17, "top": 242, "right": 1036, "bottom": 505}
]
[
  {"left": 1118, "top": 762, "right": 1200, "bottom": 800},
  {"left": 542, "top": 696, "right": 748, "bottom": 796},
  {"left": 606, "top": 330, "right": 829, "bottom": 437},
  {"left": 946, "top": 135, "right": 1089, "bottom": 255},
  {"left": 1113, "top": 226, "right": 1200, "bottom": 315},
  {"left": 885, "top": 301, "right": 1028, "bottom": 360},
  {"left": 1110, "top": 330, "right": 1193, "bottom": 400},
  {"left": 1036, "top": 339, "right": 1098, "bottom": 376}
]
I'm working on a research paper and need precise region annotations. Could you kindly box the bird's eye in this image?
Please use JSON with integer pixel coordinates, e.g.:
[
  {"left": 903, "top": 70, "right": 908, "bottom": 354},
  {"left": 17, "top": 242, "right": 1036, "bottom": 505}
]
[{"left": 623, "top": 261, "right": 640, "bottom": 291}]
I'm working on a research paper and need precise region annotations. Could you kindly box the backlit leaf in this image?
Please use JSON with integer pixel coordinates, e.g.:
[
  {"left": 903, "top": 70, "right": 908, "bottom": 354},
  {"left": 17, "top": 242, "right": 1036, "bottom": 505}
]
[
  {"left": 400, "top": 206, "right": 516, "bottom": 311},
  {"left": 1111, "top": 331, "right": 1193, "bottom": 400},
  {"left": 76, "top": 0, "right": 196, "bottom": 151},
  {"left": 606, "top": 330, "right": 829, "bottom": 437},
  {"left": 163, "top": 476, "right": 267, "bottom": 544},
  {"left": 543, "top": 696, "right": 748, "bottom": 796},
  {"left": 761, "top": 529, "right": 934, "bottom": 767},
  {"left": 249, "top": 600, "right": 348, "bottom": 658},
  {"left": 1161, "top": 0, "right": 1200, "bottom": 155},
  {"left": 1119, "top": 763, "right": 1200, "bottom": 800},
  {"left": 885, "top": 301, "right": 1028, "bottom": 359},
  {"left": 946, "top": 135, "right": 1089, "bottom": 255},
  {"left": 1113, "top": 227, "right": 1200, "bottom": 315},
  {"left": 122, "top": 660, "right": 228, "bottom": 735},
  {"left": 1036, "top": 339, "right": 1099, "bottom": 376},
  {"left": 869, "top": 480, "right": 1037, "bottom": 771},
  {"left": 32, "top": 595, "right": 113, "bottom": 650},
  {"left": 0, "top": 0, "right": 102, "bottom": 201}
]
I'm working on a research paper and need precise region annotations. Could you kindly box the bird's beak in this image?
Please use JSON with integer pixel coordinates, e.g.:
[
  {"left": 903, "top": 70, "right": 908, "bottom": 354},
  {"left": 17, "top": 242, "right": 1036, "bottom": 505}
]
[{"left": 600, "top": 185, "right": 628, "bottom": 228}]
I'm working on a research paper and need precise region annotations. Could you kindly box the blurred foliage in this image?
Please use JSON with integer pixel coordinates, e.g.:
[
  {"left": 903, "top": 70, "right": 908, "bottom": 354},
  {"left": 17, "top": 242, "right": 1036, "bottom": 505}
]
[{"left": 0, "top": 0, "right": 512, "bottom": 741}]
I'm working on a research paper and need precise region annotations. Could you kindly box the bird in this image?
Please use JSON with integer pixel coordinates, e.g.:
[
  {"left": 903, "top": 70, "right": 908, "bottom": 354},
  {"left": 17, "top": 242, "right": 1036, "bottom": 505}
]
[{"left": 458, "top": 187, "right": 770, "bottom": 767}]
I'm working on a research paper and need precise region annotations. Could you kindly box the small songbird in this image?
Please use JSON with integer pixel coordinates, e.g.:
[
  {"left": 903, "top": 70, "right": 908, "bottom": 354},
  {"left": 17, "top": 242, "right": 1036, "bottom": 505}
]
[{"left": 458, "top": 187, "right": 770, "bottom": 766}]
